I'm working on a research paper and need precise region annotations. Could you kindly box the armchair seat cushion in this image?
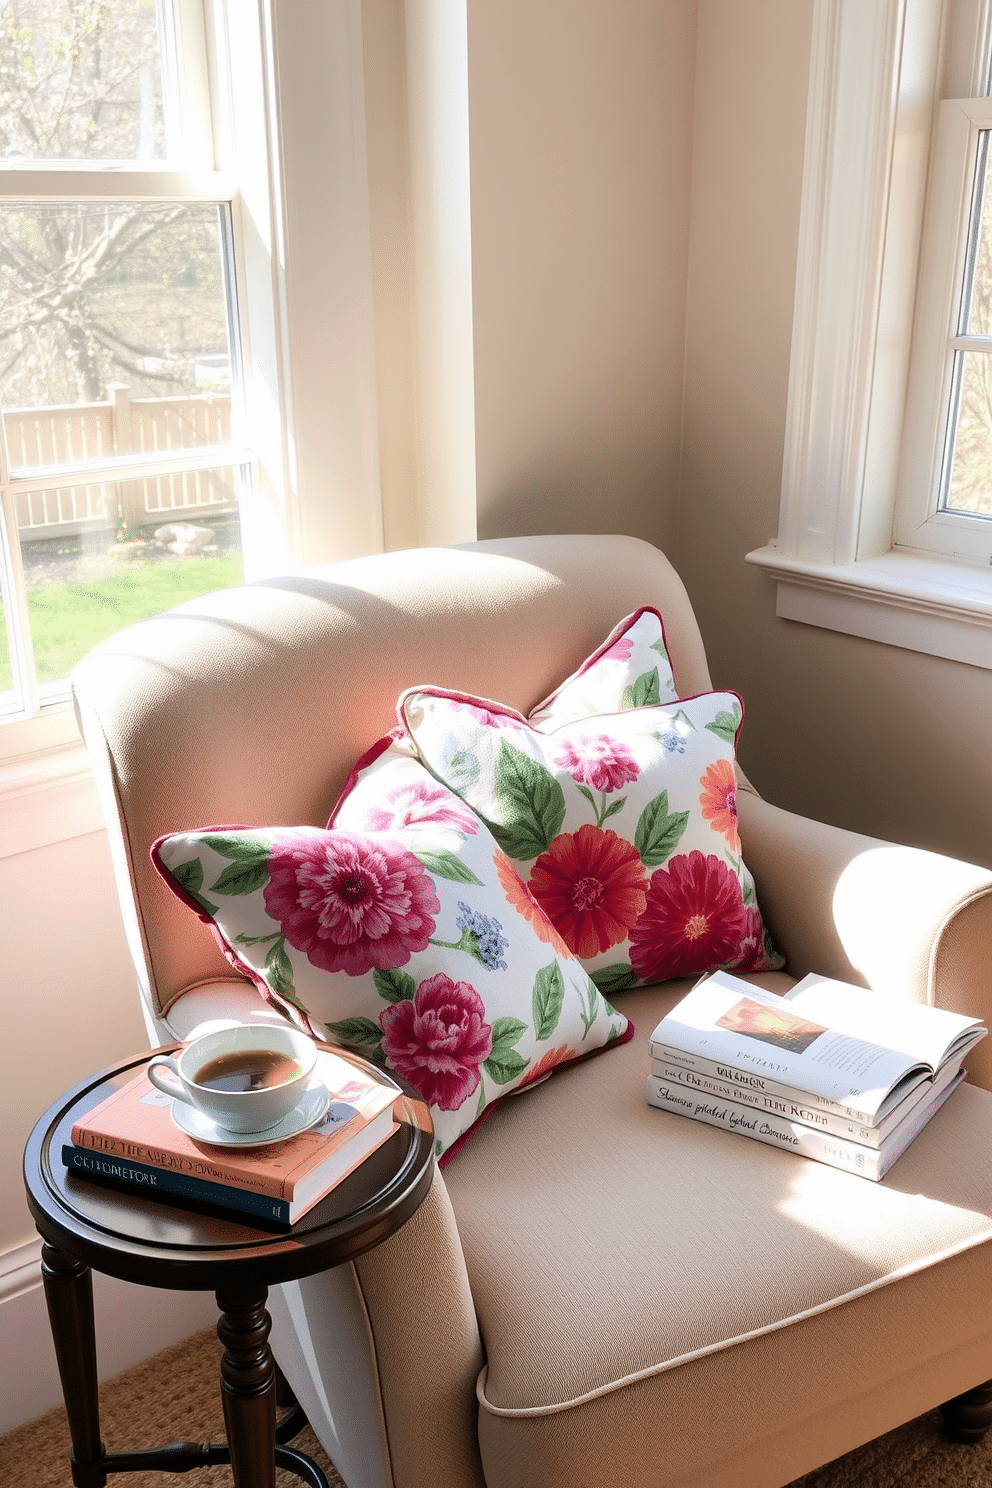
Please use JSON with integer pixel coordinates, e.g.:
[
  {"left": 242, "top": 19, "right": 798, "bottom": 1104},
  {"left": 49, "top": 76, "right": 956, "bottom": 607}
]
[{"left": 442, "top": 976, "right": 992, "bottom": 1488}]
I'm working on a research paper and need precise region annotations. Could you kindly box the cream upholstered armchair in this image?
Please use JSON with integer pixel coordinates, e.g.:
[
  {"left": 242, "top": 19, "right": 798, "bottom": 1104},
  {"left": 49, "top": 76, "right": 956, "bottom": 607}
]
[{"left": 71, "top": 534, "right": 992, "bottom": 1488}]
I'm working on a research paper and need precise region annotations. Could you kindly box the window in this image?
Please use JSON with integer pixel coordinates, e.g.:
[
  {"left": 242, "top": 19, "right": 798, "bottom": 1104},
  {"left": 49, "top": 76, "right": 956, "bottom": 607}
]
[
  {"left": 0, "top": 1, "right": 398, "bottom": 776},
  {"left": 0, "top": 1, "right": 474, "bottom": 816},
  {"left": 747, "top": 0, "right": 992, "bottom": 672},
  {"left": 0, "top": 0, "right": 250, "bottom": 735}
]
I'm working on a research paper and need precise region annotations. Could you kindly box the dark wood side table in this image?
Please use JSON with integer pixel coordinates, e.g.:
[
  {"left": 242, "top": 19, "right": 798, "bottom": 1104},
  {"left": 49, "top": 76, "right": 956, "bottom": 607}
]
[{"left": 23, "top": 1043, "right": 434, "bottom": 1488}]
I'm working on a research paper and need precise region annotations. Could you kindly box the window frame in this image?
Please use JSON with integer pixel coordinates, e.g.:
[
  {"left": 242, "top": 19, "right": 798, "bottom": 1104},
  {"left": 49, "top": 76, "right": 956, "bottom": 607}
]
[{"left": 747, "top": 0, "right": 992, "bottom": 672}]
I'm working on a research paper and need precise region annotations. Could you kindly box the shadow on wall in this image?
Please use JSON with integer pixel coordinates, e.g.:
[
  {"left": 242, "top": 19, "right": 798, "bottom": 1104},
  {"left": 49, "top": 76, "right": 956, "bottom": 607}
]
[{"left": 475, "top": 449, "right": 679, "bottom": 555}]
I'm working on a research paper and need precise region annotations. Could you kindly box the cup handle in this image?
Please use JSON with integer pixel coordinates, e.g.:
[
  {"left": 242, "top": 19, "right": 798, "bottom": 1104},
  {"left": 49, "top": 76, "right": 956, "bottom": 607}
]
[{"left": 147, "top": 1055, "right": 193, "bottom": 1106}]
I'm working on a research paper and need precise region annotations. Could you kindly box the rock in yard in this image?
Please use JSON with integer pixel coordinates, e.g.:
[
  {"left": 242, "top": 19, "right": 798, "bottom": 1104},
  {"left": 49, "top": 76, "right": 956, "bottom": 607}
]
[{"left": 153, "top": 523, "right": 216, "bottom": 556}]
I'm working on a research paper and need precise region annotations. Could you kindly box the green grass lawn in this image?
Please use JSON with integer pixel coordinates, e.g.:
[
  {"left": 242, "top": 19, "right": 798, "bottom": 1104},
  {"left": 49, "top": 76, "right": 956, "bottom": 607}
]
[{"left": 0, "top": 552, "right": 243, "bottom": 690}]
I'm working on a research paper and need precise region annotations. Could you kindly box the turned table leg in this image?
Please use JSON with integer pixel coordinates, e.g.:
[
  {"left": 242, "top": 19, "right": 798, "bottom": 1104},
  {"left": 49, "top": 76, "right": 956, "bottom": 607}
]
[
  {"left": 940, "top": 1378, "right": 992, "bottom": 1443},
  {"left": 40, "top": 1240, "right": 106, "bottom": 1488},
  {"left": 217, "top": 1282, "right": 277, "bottom": 1488}
]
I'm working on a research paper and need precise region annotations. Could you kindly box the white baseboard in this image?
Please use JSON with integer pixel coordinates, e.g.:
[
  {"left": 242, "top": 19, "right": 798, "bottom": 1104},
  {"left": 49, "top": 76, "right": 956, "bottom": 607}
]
[{"left": 0, "top": 1238, "right": 216, "bottom": 1436}]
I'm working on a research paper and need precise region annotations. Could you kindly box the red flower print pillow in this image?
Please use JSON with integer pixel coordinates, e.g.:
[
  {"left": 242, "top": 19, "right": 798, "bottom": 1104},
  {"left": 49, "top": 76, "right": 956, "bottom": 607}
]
[
  {"left": 400, "top": 688, "right": 784, "bottom": 997},
  {"left": 152, "top": 736, "right": 631, "bottom": 1161},
  {"left": 527, "top": 606, "right": 679, "bottom": 727}
]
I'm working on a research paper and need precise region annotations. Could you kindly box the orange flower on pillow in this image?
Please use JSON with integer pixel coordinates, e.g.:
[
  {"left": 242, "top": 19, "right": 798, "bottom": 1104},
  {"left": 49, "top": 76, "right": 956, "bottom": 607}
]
[
  {"left": 518, "top": 1044, "right": 573, "bottom": 1089},
  {"left": 493, "top": 852, "right": 571, "bottom": 958},
  {"left": 527, "top": 824, "right": 648, "bottom": 960},
  {"left": 699, "top": 759, "right": 740, "bottom": 853}
]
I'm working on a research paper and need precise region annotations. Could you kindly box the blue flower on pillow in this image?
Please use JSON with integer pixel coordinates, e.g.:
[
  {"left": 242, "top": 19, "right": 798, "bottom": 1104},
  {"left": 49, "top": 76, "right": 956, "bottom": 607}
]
[{"left": 431, "top": 902, "right": 510, "bottom": 971}]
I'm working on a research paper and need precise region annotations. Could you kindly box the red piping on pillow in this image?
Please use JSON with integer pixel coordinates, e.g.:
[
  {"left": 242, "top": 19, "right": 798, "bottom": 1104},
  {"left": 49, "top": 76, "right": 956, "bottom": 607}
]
[
  {"left": 326, "top": 728, "right": 405, "bottom": 827},
  {"left": 399, "top": 684, "right": 747, "bottom": 753}
]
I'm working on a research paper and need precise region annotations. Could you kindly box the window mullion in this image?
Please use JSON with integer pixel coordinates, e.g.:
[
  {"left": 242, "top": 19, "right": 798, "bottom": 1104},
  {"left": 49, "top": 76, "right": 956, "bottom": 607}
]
[
  {"left": 166, "top": 1, "right": 216, "bottom": 169},
  {"left": 0, "top": 428, "right": 41, "bottom": 719},
  {"left": 9, "top": 443, "right": 252, "bottom": 494},
  {"left": 0, "top": 168, "right": 234, "bottom": 203}
]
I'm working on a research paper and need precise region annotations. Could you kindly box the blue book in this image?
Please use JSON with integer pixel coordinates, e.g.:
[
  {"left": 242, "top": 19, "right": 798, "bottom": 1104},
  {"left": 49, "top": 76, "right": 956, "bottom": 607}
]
[{"left": 62, "top": 1144, "right": 297, "bottom": 1224}]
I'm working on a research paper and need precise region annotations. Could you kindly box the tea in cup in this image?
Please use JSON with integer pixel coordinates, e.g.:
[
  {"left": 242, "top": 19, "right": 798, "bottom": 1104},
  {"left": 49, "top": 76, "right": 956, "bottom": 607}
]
[{"left": 147, "top": 1024, "right": 317, "bottom": 1134}]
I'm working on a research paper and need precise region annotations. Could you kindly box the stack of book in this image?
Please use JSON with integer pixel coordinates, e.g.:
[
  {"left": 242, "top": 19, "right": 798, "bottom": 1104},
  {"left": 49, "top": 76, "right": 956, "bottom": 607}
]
[
  {"left": 646, "top": 970, "right": 987, "bottom": 1180},
  {"left": 64, "top": 1047, "right": 400, "bottom": 1225}
]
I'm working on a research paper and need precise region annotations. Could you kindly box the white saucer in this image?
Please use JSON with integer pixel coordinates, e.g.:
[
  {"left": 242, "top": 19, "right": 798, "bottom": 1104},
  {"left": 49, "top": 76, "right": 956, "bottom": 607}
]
[{"left": 171, "top": 1079, "right": 331, "bottom": 1147}]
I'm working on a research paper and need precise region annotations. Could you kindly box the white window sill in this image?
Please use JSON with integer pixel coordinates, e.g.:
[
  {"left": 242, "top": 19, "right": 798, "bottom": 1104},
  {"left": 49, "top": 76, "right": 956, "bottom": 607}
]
[
  {"left": 0, "top": 728, "right": 104, "bottom": 860},
  {"left": 746, "top": 544, "right": 992, "bottom": 670}
]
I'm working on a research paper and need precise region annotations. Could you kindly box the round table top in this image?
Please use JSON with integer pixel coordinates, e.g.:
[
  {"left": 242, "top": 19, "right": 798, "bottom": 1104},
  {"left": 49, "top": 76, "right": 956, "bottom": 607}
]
[{"left": 23, "top": 1043, "right": 435, "bottom": 1291}]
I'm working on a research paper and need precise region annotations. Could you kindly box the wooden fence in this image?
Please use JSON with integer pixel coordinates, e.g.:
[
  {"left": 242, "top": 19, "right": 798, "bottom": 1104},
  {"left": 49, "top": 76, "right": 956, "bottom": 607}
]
[{"left": 9, "top": 386, "right": 237, "bottom": 541}]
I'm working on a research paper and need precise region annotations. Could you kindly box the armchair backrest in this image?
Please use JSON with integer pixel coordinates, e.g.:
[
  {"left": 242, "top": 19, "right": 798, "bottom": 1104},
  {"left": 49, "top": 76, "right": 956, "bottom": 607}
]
[{"left": 71, "top": 534, "right": 713, "bottom": 1026}]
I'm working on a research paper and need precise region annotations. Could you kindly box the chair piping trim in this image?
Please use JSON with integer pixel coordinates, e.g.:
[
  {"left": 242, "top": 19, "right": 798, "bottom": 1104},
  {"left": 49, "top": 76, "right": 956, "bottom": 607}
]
[{"left": 474, "top": 1221, "right": 992, "bottom": 1417}]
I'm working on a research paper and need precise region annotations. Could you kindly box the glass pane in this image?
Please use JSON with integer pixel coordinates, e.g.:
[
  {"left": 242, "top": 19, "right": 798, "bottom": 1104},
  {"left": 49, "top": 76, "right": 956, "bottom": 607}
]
[
  {"left": 0, "top": 203, "right": 233, "bottom": 464},
  {"left": 943, "top": 351, "right": 992, "bottom": 516},
  {"left": 18, "top": 476, "right": 244, "bottom": 683},
  {"left": 965, "top": 132, "right": 992, "bottom": 336},
  {"left": 0, "top": 0, "right": 166, "bottom": 161}
]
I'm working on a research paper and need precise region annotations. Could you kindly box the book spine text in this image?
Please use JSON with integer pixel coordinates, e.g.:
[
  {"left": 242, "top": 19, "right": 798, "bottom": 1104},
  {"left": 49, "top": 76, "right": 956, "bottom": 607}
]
[
  {"left": 649, "top": 1040, "right": 876, "bottom": 1125},
  {"left": 645, "top": 1076, "right": 883, "bottom": 1179},
  {"left": 62, "top": 1145, "right": 291, "bottom": 1222},
  {"left": 649, "top": 1058, "right": 882, "bottom": 1145},
  {"left": 67, "top": 1128, "right": 291, "bottom": 1197}
]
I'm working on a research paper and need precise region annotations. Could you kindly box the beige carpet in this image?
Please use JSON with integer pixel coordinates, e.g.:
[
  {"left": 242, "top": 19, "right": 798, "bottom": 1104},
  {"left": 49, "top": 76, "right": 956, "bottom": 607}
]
[
  {"left": 2, "top": 1324, "right": 991, "bottom": 1487},
  {"left": 0, "top": 1327, "right": 345, "bottom": 1488}
]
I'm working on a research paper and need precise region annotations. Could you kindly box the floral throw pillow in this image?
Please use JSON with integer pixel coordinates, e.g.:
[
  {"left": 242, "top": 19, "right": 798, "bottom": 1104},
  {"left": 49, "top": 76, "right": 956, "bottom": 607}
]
[
  {"left": 152, "top": 738, "right": 631, "bottom": 1161},
  {"left": 527, "top": 606, "right": 678, "bottom": 727},
  {"left": 400, "top": 688, "right": 784, "bottom": 997}
]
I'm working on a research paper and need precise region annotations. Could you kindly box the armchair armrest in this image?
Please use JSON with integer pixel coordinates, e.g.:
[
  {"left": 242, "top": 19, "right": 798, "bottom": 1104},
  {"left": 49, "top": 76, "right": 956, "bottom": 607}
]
[
  {"left": 738, "top": 791, "right": 992, "bottom": 1091},
  {"left": 353, "top": 1169, "right": 486, "bottom": 1488}
]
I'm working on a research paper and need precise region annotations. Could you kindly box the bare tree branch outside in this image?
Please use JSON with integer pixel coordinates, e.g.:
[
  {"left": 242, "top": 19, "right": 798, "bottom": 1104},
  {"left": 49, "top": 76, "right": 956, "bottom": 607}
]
[{"left": 0, "top": 0, "right": 230, "bottom": 413}]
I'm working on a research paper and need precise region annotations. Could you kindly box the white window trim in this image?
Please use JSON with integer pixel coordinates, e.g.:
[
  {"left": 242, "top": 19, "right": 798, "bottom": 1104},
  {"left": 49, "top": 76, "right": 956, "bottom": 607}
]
[{"left": 747, "top": 0, "right": 992, "bottom": 672}]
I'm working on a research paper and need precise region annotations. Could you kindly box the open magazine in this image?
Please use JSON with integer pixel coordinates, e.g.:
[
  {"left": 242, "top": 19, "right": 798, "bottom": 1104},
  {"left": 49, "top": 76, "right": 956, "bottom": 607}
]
[{"left": 649, "top": 970, "right": 986, "bottom": 1126}]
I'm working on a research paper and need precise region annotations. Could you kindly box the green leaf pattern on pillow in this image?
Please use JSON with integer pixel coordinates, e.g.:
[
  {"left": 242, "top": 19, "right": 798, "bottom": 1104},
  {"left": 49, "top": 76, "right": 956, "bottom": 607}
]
[{"left": 401, "top": 689, "right": 784, "bottom": 990}]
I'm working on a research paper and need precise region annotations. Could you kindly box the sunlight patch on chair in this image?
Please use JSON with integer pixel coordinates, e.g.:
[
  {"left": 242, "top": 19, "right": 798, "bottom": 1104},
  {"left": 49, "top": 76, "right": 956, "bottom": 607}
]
[{"left": 832, "top": 846, "right": 992, "bottom": 1003}]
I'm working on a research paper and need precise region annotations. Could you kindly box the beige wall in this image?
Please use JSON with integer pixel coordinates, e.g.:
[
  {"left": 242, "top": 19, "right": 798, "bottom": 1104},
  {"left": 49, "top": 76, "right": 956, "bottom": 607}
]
[
  {"left": 469, "top": 0, "right": 696, "bottom": 555},
  {"left": 679, "top": 0, "right": 992, "bottom": 871},
  {"left": 1, "top": 829, "right": 148, "bottom": 1253}
]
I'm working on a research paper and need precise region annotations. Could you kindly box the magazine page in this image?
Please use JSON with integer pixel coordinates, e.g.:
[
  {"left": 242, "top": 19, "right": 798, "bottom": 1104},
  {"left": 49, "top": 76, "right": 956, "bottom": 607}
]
[
  {"left": 652, "top": 972, "right": 927, "bottom": 1116},
  {"left": 783, "top": 975, "right": 987, "bottom": 1069}
]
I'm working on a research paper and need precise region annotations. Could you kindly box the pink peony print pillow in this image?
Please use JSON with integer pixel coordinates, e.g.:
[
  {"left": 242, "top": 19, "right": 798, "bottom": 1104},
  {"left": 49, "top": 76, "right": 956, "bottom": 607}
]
[
  {"left": 400, "top": 688, "right": 784, "bottom": 998},
  {"left": 152, "top": 736, "right": 631, "bottom": 1161}
]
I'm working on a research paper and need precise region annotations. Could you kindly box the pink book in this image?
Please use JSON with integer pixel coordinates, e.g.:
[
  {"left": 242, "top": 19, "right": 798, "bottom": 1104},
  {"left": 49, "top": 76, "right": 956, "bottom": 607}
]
[{"left": 70, "top": 1048, "right": 398, "bottom": 1206}]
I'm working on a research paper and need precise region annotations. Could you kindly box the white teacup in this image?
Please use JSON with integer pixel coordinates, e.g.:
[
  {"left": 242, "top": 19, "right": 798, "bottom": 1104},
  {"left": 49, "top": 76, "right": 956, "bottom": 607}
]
[{"left": 147, "top": 1024, "right": 318, "bottom": 1134}]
